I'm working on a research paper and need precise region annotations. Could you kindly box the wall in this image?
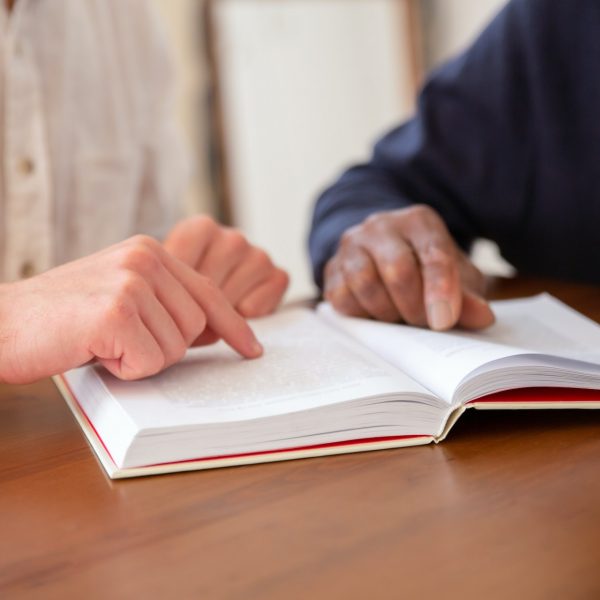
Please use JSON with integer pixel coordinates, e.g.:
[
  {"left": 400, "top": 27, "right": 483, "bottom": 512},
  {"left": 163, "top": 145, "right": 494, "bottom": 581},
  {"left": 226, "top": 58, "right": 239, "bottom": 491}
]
[
  {"left": 213, "top": 0, "right": 417, "bottom": 299},
  {"left": 152, "top": 0, "right": 514, "bottom": 284}
]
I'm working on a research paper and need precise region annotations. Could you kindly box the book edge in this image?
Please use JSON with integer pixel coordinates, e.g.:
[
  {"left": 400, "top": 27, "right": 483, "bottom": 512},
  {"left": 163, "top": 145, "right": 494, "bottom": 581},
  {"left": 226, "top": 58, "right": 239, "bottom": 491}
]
[
  {"left": 55, "top": 374, "right": 600, "bottom": 480},
  {"left": 53, "top": 375, "right": 434, "bottom": 479},
  {"left": 109, "top": 437, "right": 435, "bottom": 479},
  {"left": 53, "top": 374, "right": 121, "bottom": 478}
]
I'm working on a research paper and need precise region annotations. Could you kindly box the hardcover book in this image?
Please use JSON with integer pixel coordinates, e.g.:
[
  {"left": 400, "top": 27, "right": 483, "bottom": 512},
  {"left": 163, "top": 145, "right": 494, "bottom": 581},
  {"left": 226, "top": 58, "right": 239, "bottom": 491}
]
[{"left": 56, "top": 294, "right": 600, "bottom": 478}]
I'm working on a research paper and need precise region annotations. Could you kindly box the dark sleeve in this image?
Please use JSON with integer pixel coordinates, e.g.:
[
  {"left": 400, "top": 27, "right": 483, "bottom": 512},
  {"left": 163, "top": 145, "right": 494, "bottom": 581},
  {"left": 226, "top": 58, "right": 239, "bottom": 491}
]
[{"left": 308, "top": 0, "right": 543, "bottom": 289}]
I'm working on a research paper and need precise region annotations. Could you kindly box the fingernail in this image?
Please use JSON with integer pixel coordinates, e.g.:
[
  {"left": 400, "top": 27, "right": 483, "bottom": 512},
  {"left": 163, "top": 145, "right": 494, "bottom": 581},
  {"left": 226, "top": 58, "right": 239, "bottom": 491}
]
[
  {"left": 250, "top": 339, "right": 263, "bottom": 357},
  {"left": 428, "top": 300, "right": 454, "bottom": 331}
]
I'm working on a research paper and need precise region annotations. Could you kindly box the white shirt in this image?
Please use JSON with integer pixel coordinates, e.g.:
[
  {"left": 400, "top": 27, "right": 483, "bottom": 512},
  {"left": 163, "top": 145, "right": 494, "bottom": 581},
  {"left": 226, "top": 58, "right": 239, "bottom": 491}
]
[{"left": 0, "top": 0, "right": 187, "bottom": 281}]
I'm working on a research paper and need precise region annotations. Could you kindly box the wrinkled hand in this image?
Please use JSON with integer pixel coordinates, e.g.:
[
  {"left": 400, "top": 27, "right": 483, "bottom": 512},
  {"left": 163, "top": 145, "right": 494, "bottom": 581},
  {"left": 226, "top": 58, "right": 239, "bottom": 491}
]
[
  {"left": 164, "top": 216, "right": 289, "bottom": 318},
  {"left": 324, "top": 205, "right": 495, "bottom": 330},
  {"left": 0, "top": 235, "right": 262, "bottom": 384}
]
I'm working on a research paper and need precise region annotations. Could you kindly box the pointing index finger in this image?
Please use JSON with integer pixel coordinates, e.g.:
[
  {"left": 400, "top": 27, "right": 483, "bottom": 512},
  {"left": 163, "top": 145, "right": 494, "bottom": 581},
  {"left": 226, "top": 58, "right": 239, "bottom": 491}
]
[
  {"left": 195, "top": 276, "right": 264, "bottom": 359},
  {"left": 159, "top": 246, "right": 263, "bottom": 359}
]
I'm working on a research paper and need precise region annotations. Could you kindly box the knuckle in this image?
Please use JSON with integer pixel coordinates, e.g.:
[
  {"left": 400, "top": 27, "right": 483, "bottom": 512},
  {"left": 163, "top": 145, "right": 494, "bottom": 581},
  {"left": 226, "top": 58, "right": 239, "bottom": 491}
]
[
  {"left": 274, "top": 268, "right": 290, "bottom": 290},
  {"left": 324, "top": 258, "right": 347, "bottom": 293},
  {"left": 119, "top": 245, "right": 161, "bottom": 276},
  {"left": 180, "top": 215, "right": 217, "bottom": 237},
  {"left": 190, "top": 214, "right": 217, "bottom": 231},
  {"left": 118, "top": 271, "right": 147, "bottom": 299},
  {"left": 363, "top": 212, "right": 382, "bottom": 228},
  {"left": 363, "top": 210, "right": 391, "bottom": 232},
  {"left": 421, "top": 244, "right": 455, "bottom": 269},
  {"left": 238, "top": 297, "right": 260, "bottom": 318},
  {"left": 251, "top": 248, "right": 272, "bottom": 271},
  {"left": 202, "top": 272, "right": 217, "bottom": 288},
  {"left": 381, "top": 255, "right": 417, "bottom": 292},
  {"left": 222, "top": 228, "right": 250, "bottom": 255},
  {"left": 401, "top": 205, "right": 446, "bottom": 235},
  {"left": 410, "top": 207, "right": 455, "bottom": 245},
  {"left": 339, "top": 224, "right": 361, "bottom": 247},
  {"left": 198, "top": 273, "right": 219, "bottom": 294},
  {"left": 129, "top": 234, "right": 160, "bottom": 251},
  {"left": 171, "top": 215, "right": 218, "bottom": 242},
  {"left": 102, "top": 295, "right": 137, "bottom": 328},
  {"left": 403, "top": 204, "right": 436, "bottom": 224}
]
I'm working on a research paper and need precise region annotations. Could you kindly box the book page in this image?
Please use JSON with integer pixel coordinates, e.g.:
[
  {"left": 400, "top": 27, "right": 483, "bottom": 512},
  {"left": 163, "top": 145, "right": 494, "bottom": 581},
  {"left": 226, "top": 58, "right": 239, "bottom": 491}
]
[
  {"left": 318, "top": 294, "right": 600, "bottom": 403},
  {"left": 96, "top": 307, "right": 438, "bottom": 430},
  {"left": 472, "top": 294, "right": 600, "bottom": 361}
]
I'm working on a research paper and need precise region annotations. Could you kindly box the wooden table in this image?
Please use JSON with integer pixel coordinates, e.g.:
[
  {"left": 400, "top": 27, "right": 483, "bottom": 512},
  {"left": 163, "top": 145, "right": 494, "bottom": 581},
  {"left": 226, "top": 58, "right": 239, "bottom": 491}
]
[{"left": 1, "top": 278, "right": 599, "bottom": 599}]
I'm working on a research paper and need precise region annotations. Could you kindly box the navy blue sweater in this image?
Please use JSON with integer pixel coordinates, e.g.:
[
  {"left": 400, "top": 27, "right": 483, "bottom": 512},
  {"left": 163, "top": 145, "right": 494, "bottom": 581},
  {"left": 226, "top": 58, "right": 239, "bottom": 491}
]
[{"left": 309, "top": 0, "right": 600, "bottom": 287}]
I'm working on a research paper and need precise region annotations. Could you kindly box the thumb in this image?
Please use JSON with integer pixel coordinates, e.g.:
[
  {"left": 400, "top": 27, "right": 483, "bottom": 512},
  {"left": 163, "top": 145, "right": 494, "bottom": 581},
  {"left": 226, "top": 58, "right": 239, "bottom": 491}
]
[{"left": 457, "top": 289, "right": 495, "bottom": 330}]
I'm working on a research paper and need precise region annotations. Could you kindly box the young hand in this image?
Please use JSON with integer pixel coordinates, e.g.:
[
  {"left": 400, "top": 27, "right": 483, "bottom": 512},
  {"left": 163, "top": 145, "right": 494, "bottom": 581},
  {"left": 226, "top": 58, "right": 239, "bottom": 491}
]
[
  {"left": 164, "top": 216, "right": 289, "bottom": 318},
  {"left": 0, "top": 235, "right": 262, "bottom": 384}
]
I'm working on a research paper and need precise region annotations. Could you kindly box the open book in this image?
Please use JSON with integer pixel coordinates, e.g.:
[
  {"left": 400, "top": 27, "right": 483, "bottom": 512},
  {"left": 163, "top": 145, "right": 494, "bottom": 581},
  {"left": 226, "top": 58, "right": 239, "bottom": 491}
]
[{"left": 55, "top": 294, "right": 600, "bottom": 478}]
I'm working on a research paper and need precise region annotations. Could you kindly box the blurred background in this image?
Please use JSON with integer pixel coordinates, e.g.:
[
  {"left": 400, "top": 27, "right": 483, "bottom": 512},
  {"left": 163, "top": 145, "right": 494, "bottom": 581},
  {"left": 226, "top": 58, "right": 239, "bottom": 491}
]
[{"left": 153, "top": 0, "right": 510, "bottom": 300}]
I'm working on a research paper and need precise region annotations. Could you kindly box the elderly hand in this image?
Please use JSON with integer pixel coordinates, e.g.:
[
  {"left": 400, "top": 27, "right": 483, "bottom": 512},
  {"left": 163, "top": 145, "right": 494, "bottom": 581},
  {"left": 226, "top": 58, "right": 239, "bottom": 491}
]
[{"left": 323, "top": 205, "right": 495, "bottom": 330}]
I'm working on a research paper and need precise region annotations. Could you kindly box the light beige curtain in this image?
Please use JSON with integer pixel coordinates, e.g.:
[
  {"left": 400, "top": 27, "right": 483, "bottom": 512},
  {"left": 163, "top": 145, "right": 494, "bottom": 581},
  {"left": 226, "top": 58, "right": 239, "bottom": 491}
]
[{"left": 151, "top": 0, "right": 216, "bottom": 217}]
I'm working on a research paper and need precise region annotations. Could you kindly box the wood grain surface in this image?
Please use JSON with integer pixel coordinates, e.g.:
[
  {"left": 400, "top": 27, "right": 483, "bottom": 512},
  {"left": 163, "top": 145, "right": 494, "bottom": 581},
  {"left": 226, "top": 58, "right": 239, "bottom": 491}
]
[{"left": 1, "top": 277, "right": 599, "bottom": 599}]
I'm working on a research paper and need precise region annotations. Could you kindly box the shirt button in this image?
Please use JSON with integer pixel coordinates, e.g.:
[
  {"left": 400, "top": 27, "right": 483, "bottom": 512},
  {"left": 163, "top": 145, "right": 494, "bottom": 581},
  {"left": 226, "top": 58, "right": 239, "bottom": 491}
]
[
  {"left": 20, "top": 261, "right": 36, "bottom": 278},
  {"left": 18, "top": 157, "right": 35, "bottom": 176}
]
